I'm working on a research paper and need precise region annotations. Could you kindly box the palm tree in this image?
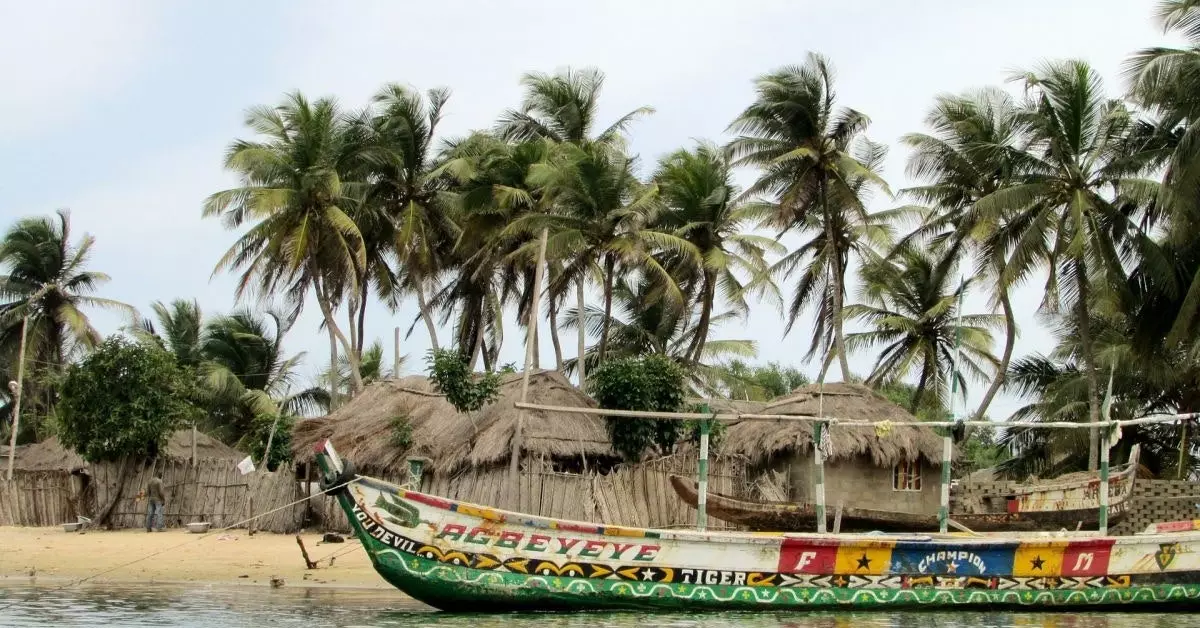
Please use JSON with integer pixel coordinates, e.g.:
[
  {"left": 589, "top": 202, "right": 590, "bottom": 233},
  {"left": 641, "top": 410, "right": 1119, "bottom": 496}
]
[
  {"left": 652, "top": 141, "right": 781, "bottom": 363},
  {"left": 200, "top": 308, "right": 329, "bottom": 447},
  {"left": 0, "top": 210, "right": 131, "bottom": 440},
  {"left": 845, "top": 246, "right": 1002, "bottom": 412},
  {"left": 727, "top": 53, "right": 890, "bottom": 382},
  {"left": 511, "top": 142, "right": 694, "bottom": 366},
  {"left": 978, "top": 61, "right": 1160, "bottom": 470},
  {"left": 203, "top": 91, "right": 367, "bottom": 396},
  {"left": 561, "top": 276, "right": 757, "bottom": 394},
  {"left": 497, "top": 67, "right": 654, "bottom": 381},
  {"left": 131, "top": 299, "right": 205, "bottom": 368},
  {"left": 900, "top": 88, "right": 1029, "bottom": 419},
  {"left": 362, "top": 84, "right": 459, "bottom": 353}
]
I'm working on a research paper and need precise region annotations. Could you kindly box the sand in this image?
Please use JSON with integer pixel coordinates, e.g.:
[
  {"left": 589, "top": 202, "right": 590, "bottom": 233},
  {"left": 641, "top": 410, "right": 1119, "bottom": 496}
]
[{"left": 0, "top": 526, "right": 391, "bottom": 589}]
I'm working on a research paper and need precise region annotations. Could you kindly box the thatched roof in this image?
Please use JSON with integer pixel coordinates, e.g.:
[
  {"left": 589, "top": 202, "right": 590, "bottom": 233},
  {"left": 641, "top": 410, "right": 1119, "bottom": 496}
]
[
  {"left": 12, "top": 429, "right": 244, "bottom": 472},
  {"left": 718, "top": 382, "right": 943, "bottom": 467},
  {"left": 688, "top": 398, "right": 770, "bottom": 415},
  {"left": 291, "top": 370, "right": 613, "bottom": 475}
]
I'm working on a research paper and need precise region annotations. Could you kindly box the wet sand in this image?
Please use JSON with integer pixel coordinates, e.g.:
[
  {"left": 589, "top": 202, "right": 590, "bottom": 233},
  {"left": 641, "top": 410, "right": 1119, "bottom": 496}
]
[{"left": 0, "top": 526, "right": 390, "bottom": 589}]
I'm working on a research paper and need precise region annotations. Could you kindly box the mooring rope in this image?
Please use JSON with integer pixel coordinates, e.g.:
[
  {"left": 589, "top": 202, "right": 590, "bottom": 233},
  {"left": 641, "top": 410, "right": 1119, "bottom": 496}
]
[
  {"left": 0, "top": 477, "right": 360, "bottom": 613},
  {"left": 312, "top": 541, "right": 363, "bottom": 566}
]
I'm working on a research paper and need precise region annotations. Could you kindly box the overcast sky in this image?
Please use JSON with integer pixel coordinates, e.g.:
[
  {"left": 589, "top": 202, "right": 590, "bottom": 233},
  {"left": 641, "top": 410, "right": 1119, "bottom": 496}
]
[{"left": 0, "top": 0, "right": 1175, "bottom": 421}]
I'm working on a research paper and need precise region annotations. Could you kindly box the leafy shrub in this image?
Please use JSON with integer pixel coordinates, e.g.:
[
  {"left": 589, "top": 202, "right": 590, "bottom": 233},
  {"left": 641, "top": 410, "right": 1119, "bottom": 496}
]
[{"left": 591, "top": 355, "right": 686, "bottom": 461}]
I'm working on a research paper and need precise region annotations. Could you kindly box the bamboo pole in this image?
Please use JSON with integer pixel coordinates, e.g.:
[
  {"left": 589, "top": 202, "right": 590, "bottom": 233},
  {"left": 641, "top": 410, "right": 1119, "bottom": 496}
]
[
  {"left": 512, "top": 401, "right": 1199, "bottom": 429},
  {"left": 940, "top": 279, "right": 965, "bottom": 535},
  {"left": 510, "top": 229, "right": 548, "bottom": 500},
  {"left": 6, "top": 314, "right": 29, "bottom": 481},
  {"left": 1099, "top": 367, "right": 1115, "bottom": 535},
  {"left": 191, "top": 423, "right": 197, "bottom": 467},
  {"left": 939, "top": 435, "right": 952, "bottom": 533},
  {"left": 696, "top": 405, "right": 711, "bottom": 531}
]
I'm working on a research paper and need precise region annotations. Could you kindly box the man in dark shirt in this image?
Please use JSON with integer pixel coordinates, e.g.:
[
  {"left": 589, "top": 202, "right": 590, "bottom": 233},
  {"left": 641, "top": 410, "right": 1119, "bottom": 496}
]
[{"left": 145, "top": 474, "right": 165, "bottom": 532}]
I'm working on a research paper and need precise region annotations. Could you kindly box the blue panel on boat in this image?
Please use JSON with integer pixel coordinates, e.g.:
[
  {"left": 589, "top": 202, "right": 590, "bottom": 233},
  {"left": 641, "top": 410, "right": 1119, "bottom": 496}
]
[{"left": 888, "top": 542, "right": 1017, "bottom": 576}]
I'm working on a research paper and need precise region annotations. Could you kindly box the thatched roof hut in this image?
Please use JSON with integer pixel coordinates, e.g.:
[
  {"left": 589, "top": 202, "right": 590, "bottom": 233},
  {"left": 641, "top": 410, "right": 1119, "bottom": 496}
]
[
  {"left": 719, "top": 382, "right": 943, "bottom": 467},
  {"left": 12, "top": 429, "right": 243, "bottom": 472},
  {"left": 292, "top": 370, "right": 614, "bottom": 476}
]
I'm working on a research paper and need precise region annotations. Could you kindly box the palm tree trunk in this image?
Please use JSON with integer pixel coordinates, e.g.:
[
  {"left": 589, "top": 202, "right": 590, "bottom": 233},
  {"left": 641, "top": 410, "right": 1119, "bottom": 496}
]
[
  {"left": 328, "top": 326, "right": 338, "bottom": 409},
  {"left": 822, "top": 178, "right": 852, "bottom": 382},
  {"left": 973, "top": 286, "right": 1016, "bottom": 420},
  {"left": 415, "top": 281, "right": 440, "bottom": 352},
  {"left": 687, "top": 270, "right": 717, "bottom": 364},
  {"left": 314, "top": 278, "right": 363, "bottom": 393},
  {"left": 346, "top": 296, "right": 359, "bottom": 365},
  {"left": 816, "top": 343, "right": 836, "bottom": 385},
  {"left": 576, "top": 278, "right": 587, "bottom": 386},
  {"left": 357, "top": 282, "right": 369, "bottom": 355},
  {"left": 597, "top": 255, "right": 616, "bottom": 365},
  {"left": 469, "top": 319, "right": 485, "bottom": 371},
  {"left": 1074, "top": 260, "right": 1101, "bottom": 472},
  {"left": 911, "top": 350, "right": 935, "bottom": 413},
  {"left": 548, "top": 293, "right": 565, "bottom": 372}
]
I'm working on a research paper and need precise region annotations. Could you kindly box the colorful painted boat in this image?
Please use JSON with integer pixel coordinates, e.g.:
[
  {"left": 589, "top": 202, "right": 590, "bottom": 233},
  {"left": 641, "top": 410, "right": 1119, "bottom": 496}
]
[
  {"left": 669, "top": 446, "right": 1140, "bottom": 534},
  {"left": 315, "top": 440, "right": 1200, "bottom": 611}
]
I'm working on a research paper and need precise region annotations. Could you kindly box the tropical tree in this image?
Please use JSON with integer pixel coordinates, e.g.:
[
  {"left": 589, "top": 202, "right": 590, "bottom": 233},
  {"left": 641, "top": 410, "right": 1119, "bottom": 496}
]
[
  {"left": 203, "top": 91, "right": 367, "bottom": 396},
  {"left": 715, "top": 360, "right": 809, "bottom": 401},
  {"left": 131, "top": 299, "right": 205, "bottom": 368},
  {"left": 652, "top": 141, "right": 781, "bottom": 363},
  {"left": 845, "top": 246, "right": 1002, "bottom": 412},
  {"left": 900, "top": 88, "right": 1029, "bottom": 420},
  {"left": 361, "top": 84, "right": 459, "bottom": 353},
  {"left": 561, "top": 276, "right": 756, "bottom": 393},
  {"left": 977, "top": 61, "right": 1160, "bottom": 470},
  {"left": 497, "top": 67, "right": 654, "bottom": 381},
  {"left": 0, "top": 210, "right": 131, "bottom": 441},
  {"left": 199, "top": 308, "right": 329, "bottom": 449},
  {"left": 728, "top": 53, "right": 890, "bottom": 383}
]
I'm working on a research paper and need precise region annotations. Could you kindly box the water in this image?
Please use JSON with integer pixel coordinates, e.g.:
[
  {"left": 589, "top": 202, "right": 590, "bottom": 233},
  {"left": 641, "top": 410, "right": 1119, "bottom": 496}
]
[{"left": 1, "top": 585, "right": 1199, "bottom": 628}]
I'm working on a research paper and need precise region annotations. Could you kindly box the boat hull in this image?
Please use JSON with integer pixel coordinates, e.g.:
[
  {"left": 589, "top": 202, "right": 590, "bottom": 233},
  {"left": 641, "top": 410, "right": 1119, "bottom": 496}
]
[
  {"left": 317, "top": 454, "right": 1200, "bottom": 612},
  {"left": 667, "top": 476, "right": 1131, "bottom": 533}
]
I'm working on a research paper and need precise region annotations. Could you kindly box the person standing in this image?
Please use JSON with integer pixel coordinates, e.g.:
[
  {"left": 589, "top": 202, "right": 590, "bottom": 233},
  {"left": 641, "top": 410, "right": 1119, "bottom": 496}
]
[{"left": 145, "top": 473, "right": 165, "bottom": 532}]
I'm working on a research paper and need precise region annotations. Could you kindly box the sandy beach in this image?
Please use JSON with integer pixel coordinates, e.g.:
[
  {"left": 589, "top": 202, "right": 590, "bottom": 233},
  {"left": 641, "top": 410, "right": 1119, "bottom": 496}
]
[{"left": 0, "top": 526, "right": 391, "bottom": 589}]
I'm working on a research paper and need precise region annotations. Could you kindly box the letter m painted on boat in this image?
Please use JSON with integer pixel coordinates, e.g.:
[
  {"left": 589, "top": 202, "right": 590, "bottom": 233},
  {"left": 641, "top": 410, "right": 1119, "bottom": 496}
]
[{"left": 1072, "top": 553, "right": 1093, "bottom": 572}]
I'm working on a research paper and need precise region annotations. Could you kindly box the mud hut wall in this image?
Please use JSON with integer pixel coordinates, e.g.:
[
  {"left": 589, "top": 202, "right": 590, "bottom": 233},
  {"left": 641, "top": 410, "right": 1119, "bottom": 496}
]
[
  {"left": 777, "top": 452, "right": 941, "bottom": 516},
  {"left": 0, "top": 471, "right": 75, "bottom": 527}
]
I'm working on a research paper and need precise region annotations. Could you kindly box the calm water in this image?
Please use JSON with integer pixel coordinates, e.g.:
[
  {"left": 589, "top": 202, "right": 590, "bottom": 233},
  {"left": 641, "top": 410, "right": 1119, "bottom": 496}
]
[{"left": 2, "top": 585, "right": 1200, "bottom": 628}]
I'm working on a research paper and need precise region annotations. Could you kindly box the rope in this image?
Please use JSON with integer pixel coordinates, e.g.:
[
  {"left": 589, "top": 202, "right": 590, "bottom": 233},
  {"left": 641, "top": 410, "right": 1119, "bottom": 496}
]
[
  {"left": 312, "top": 541, "right": 363, "bottom": 566},
  {"left": 0, "top": 477, "right": 360, "bottom": 613}
]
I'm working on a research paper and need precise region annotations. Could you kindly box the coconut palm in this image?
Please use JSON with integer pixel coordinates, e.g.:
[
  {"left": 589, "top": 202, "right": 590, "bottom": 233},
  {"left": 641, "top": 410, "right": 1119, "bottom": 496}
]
[
  {"left": 361, "top": 84, "right": 459, "bottom": 353},
  {"left": 131, "top": 299, "right": 206, "bottom": 368},
  {"left": 978, "top": 60, "right": 1161, "bottom": 470},
  {"left": 497, "top": 67, "right": 654, "bottom": 381},
  {"left": 652, "top": 142, "right": 781, "bottom": 363},
  {"left": 561, "top": 276, "right": 757, "bottom": 393},
  {"left": 900, "top": 88, "right": 1030, "bottom": 419},
  {"left": 203, "top": 91, "right": 367, "bottom": 395},
  {"left": 845, "top": 246, "right": 1002, "bottom": 412},
  {"left": 0, "top": 210, "right": 131, "bottom": 441},
  {"left": 200, "top": 308, "right": 329, "bottom": 447},
  {"left": 727, "top": 53, "right": 891, "bottom": 382}
]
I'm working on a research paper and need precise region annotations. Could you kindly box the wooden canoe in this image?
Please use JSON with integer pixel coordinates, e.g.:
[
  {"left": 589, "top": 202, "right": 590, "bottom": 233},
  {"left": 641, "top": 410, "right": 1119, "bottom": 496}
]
[
  {"left": 668, "top": 445, "right": 1140, "bottom": 533},
  {"left": 313, "top": 439, "right": 1200, "bottom": 612}
]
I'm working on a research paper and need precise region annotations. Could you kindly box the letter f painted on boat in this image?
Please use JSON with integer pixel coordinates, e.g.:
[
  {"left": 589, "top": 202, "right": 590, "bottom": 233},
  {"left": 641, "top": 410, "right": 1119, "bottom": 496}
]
[{"left": 794, "top": 552, "right": 818, "bottom": 571}]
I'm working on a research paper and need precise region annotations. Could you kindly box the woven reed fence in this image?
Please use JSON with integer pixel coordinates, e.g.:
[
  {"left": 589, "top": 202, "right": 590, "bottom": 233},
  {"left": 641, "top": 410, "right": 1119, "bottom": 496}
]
[
  {"left": 314, "top": 453, "right": 746, "bottom": 533},
  {"left": 0, "top": 460, "right": 304, "bottom": 533}
]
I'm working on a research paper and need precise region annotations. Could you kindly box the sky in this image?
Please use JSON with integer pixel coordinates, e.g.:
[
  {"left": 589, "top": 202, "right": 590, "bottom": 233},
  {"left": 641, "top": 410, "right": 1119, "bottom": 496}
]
[{"left": 0, "top": 0, "right": 1176, "bottom": 421}]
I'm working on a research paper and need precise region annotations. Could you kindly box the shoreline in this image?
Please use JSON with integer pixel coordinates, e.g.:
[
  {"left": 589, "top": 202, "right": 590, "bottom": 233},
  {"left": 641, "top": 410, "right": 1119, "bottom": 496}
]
[{"left": 0, "top": 526, "right": 396, "bottom": 590}]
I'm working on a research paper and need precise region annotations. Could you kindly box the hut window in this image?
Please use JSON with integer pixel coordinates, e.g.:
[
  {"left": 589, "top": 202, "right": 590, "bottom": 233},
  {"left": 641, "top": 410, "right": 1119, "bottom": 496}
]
[{"left": 892, "top": 461, "right": 922, "bottom": 492}]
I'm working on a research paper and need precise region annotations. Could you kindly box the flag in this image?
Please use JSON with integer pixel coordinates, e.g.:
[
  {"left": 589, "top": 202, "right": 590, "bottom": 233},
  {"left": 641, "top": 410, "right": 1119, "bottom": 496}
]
[{"left": 237, "top": 456, "right": 255, "bottom": 475}]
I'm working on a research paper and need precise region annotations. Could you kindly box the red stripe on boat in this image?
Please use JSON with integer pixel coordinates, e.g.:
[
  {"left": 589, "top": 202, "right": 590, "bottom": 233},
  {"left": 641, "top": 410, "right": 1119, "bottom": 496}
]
[
  {"left": 404, "top": 492, "right": 455, "bottom": 511},
  {"left": 556, "top": 521, "right": 603, "bottom": 535}
]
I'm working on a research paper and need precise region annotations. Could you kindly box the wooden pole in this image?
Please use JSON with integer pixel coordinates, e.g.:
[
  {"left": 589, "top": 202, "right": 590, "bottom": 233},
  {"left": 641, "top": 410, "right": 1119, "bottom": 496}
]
[
  {"left": 576, "top": 280, "right": 587, "bottom": 387},
  {"left": 509, "top": 229, "right": 548, "bottom": 500},
  {"left": 1099, "top": 366, "right": 1115, "bottom": 535},
  {"left": 393, "top": 326, "right": 401, "bottom": 378},
  {"left": 696, "top": 405, "right": 711, "bottom": 531},
  {"left": 296, "top": 535, "right": 317, "bottom": 569},
  {"left": 6, "top": 314, "right": 29, "bottom": 481},
  {"left": 814, "top": 419, "right": 826, "bottom": 534},
  {"left": 939, "top": 435, "right": 952, "bottom": 533},
  {"left": 191, "top": 422, "right": 197, "bottom": 467},
  {"left": 261, "top": 414, "right": 280, "bottom": 473}
]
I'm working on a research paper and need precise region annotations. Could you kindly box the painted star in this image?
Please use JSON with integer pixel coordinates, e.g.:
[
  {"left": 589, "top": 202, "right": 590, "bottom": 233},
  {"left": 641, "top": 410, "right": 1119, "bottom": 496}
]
[
  {"left": 1030, "top": 555, "right": 1046, "bottom": 571},
  {"left": 946, "top": 561, "right": 958, "bottom": 574},
  {"left": 856, "top": 554, "right": 872, "bottom": 570},
  {"left": 640, "top": 568, "right": 657, "bottom": 581}
]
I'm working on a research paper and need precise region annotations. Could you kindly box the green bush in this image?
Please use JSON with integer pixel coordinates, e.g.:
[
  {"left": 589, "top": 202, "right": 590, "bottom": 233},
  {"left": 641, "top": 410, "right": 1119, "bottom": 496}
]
[
  {"left": 591, "top": 355, "right": 686, "bottom": 461},
  {"left": 426, "top": 349, "right": 501, "bottom": 414},
  {"left": 390, "top": 415, "right": 414, "bottom": 450}
]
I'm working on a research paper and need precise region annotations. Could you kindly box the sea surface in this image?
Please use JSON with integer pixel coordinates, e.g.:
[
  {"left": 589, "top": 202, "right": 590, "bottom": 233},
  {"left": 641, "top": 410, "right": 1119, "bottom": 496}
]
[{"left": 1, "top": 584, "right": 1200, "bottom": 628}]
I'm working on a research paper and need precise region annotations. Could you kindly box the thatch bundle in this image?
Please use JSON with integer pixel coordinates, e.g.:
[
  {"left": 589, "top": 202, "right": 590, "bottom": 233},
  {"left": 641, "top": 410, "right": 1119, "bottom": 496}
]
[
  {"left": 291, "top": 370, "right": 614, "bottom": 476},
  {"left": 12, "top": 429, "right": 244, "bottom": 472},
  {"left": 718, "top": 382, "right": 943, "bottom": 467}
]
